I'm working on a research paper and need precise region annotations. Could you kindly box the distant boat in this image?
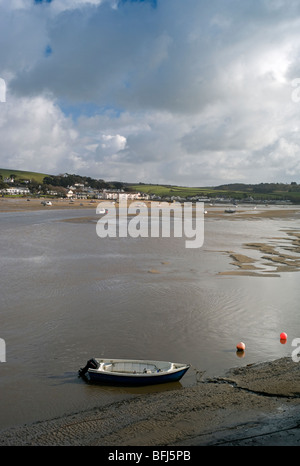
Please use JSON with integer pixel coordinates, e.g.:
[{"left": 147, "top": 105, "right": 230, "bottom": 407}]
[
  {"left": 224, "top": 208, "right": 236, "bottom": 213},
  {"left": 98, "top": 208, "right": 108, "bottom": 214},
  {"left": 78, "top": 358, "right": 190, "bottom": 386}
]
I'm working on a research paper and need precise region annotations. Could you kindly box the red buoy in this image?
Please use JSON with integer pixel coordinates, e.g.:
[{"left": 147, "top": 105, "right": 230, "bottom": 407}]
[
  {"left": 236, "top": 342, "right": 245, "bottom": 352},
  {"left": 280, "top": 332, "right": 287, "bottom": 341}
]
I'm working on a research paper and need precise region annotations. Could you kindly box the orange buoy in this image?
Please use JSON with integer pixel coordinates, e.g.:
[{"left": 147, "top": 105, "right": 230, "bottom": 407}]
[
  {"left": 280, "top": 332, "right": 287, "bottom": 341},
  {"left": 236, "top": 342, "right": 245, "bottom": 352}
]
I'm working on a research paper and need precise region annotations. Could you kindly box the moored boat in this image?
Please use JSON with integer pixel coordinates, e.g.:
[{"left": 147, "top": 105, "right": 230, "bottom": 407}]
[
  {"left": 78, "top": 358, "right": 190, "bottom": 386},
  {"left": 224, "top": 208, "right": 236, "bottom": 213}
]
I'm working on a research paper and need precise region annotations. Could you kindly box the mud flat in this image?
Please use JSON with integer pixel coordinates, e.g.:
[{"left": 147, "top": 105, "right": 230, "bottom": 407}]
[
  {"left": 0, "top": 197, "right": 99, "bottom": 212},
  {"left": 219, "top": 228, "right": 300, "bottom": 277},
  {"left": 1, "top": 198, "right": 300, "bottom": 216},
  {"left": 0, "top": 357, "right": 299, "bottom": 446},
  {"left": 205, "top": 206, "right": 300, "bottom": 220}
]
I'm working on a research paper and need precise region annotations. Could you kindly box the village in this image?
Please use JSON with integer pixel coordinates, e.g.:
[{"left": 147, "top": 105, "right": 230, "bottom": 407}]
[
  {"left": 0, "top": 175, "right": 151, "bottom": 202},
  {"left": 0, "top": 173, "right": 297, "bottom": 205}
]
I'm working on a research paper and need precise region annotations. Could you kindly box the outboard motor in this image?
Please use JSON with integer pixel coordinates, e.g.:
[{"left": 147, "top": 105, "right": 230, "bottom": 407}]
[{"left": 78, "top": 358, "right": 98, "bottom": 378}]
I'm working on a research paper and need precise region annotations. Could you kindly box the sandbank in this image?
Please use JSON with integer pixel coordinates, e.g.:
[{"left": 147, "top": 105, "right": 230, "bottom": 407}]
[
  {"left": 1, "top": 197, "right": 300, "bottom": 219},
  {"left": 0, "top": 197, "right": 98, "bottom": 212},
  {"left": 219, "top": 229, "right": 300, "bottom": 277},
  {"left": 2, "top": 198, "right": 300, "bottom": 278}
]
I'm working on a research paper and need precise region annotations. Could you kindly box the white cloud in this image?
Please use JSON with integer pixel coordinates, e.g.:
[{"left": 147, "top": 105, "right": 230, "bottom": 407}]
[
  {"left": 0, "top": 95, "right": 78, "bottom": 173},
  {"left": 51, "top": 0, "right": 105, "bottom": 12},
  {"left": 1, "top": 0, "right": 300, "bottom": 185},
  {"left": 0, "top": 0, "right": 110, "bottom": 11},
  {"left": 100, "top": 134, "right": 126, "bottom": 151}
]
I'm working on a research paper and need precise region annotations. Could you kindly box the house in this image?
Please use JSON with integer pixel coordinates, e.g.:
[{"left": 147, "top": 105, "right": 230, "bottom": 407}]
[
  {"left": 66, "top": 189, "right": 74, "bottom": 199},
  {"left": 103, "top": 191, "right": 119, "bottom": 200},
  {"left": 103, "top": 191, "right": 150, "bottom": 201},
  {"left": 2, "top": 187, "right": 30, "bottom": 195}
]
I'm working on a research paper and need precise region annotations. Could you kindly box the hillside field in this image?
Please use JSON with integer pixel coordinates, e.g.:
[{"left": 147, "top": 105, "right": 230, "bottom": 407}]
[
  {"left": 129, "top": 183, "right": 300, "bottom": 203},
  {"left": 0, "top": 168, "right": 49, "bottom": 184}
]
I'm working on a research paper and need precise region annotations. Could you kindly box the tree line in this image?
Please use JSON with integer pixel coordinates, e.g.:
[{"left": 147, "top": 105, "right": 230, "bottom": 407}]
[
  {"left": 215, "top": 182, "right": 300, "bottom": 193},
  {"left": 0, "top": 172, "right": 127, "bottom": 193}
]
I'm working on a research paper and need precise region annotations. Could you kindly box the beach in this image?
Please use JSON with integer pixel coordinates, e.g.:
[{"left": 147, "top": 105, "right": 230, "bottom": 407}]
[
  {"left": 0, "top": 197, "right": 99, "bottom": 212},
  {"left": 0, "top": 357, "right": 299, "bottom": 446},
  {"left": 1, "top": 196, "right": 300, "bottom": 217},
  {"left": 1, "top": 198, "right": 300, "bottom": 447}
]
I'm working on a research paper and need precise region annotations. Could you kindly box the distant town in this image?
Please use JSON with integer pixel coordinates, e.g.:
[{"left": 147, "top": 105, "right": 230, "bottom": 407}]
[
  {"left": 1, "top": 170, "right": 300, "bottom": 204},
  {"left": 0, "top": 172, "right": 150, "bottom": 202}
]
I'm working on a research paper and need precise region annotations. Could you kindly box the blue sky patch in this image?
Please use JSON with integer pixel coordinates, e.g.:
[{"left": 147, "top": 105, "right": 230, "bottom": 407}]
[
  {"left": 119, "top": 0, "right": 157, "bottom": 8},
  {"left": 59, "top": 100, "right": 123, "bottom": 121},
  {"left": 44, "top": 45, "right": 52, "bottom": 57},
  {"left": 34, "top": 0, "right": 52, "bottom": 4}
]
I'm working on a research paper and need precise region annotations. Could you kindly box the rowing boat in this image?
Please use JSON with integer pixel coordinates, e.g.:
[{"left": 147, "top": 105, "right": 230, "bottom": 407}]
[{"left": 78, "top": 358, "right": 190, "bottom": 386}]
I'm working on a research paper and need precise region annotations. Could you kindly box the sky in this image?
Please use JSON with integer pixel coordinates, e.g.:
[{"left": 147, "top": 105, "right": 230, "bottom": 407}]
[{"left": 1, "top": 0, "right": 300, "bottom": 186}]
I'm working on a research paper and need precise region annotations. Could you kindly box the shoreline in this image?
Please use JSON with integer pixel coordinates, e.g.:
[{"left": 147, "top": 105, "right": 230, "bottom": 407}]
[
  {"left": 1, "top": 196, "right": 300, "bottom": 216},
  {"left": 0, "top": 357, "right": 299, "bottom": 446},
  {"left": 0, "top": 197, "right": 98, "bottom": 212}
]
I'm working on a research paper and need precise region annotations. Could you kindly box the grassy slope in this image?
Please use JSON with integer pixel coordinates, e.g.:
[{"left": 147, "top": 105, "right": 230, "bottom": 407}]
[
  {"left": 129, "top": 184, "right": 245, "bottom": 198},
  {"left": 129, "top": 184, "right": 217, "bottom": 197},
  {"left": 0, "top": 168, "right": 49, "bottom": 184},
  {"left": 129, "top": 184, "right": 300, "bottom": 202}
]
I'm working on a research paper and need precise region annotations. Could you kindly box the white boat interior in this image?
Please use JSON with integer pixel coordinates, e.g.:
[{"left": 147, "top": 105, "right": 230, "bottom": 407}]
[{"left": 93, "top": 359, "right": 184, "bottom": 374}]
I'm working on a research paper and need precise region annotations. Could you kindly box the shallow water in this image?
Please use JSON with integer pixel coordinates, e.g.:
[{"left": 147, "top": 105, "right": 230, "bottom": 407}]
[{"left": 0, "top": 205, "right": 300, "bottom": 430}]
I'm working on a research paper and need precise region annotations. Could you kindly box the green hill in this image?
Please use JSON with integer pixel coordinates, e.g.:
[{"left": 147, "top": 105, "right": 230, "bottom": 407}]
[
  {"left": 128, "top": 182, "right": 300, "bottom": 203},
  {"left": 0, "top": 168, "right": 49, "bottom": 184}
]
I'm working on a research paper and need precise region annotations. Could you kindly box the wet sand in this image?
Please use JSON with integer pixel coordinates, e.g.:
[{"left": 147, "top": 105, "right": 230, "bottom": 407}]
[
  {"left": 1, "top": 197, "right": 300, "bottom": 218},
  {"left": 0, "top": 197, "right": 99, "bottom": 212},
  {"left": 219, "top": 229, "right": 300, "bottom": 277},
  {"left": 4, "top": 198, "right": 299, "bottom": 277},
  {"left": 0, "top": 357, "right": 299, "bottom": 446}
]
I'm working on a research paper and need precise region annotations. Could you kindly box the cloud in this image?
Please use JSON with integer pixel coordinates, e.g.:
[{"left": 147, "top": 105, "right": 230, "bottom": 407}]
[
  {"left": 1, "top": 0, "right": 300, "bottom": 185},
  {"left": 0, "top": 95, "right": 78, "bottom": 174}
]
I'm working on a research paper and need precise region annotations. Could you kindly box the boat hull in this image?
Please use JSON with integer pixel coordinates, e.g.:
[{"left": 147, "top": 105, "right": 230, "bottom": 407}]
[
  {"left": 79, "top": 358, "right": 190, "bottom": 386},
  {"left": 87, "top": 367, "right": 189, "bottom": 386}
]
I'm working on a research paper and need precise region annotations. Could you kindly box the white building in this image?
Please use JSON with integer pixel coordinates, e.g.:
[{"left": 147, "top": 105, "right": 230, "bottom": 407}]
[
  {"left": 66, "top": 189, "right": 74, "bottom": 199},
  {"left": 103, "top": 191, "right": 119, "bottom": 200},
  {"left": 103, "top": 191, "right": 150, "bottom": 201},
  {"left": 2, "top": 187, "right": 30, "bottom": 195}
]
